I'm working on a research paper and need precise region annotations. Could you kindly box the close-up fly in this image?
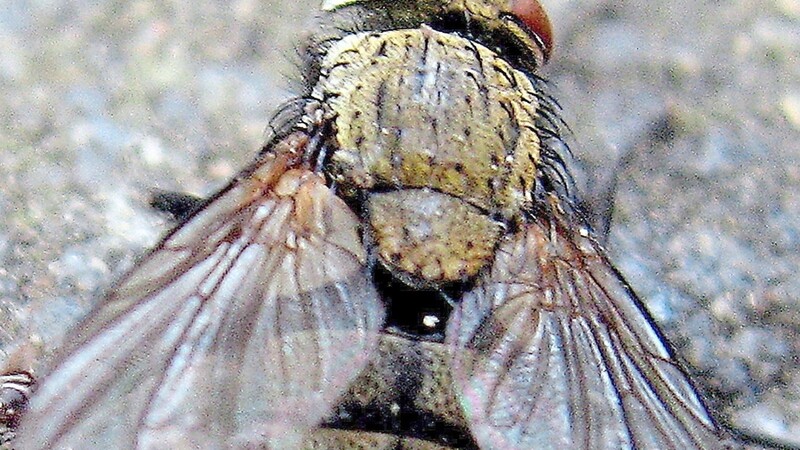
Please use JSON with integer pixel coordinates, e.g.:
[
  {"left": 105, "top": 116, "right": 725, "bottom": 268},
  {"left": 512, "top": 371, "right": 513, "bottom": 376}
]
[{"left": 1, "top": 0, "right": 798, "bottom": 449}]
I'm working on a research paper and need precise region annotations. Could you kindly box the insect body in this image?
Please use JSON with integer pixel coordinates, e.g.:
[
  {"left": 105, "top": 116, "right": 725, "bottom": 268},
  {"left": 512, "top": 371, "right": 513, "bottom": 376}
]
[{"left": 14, "top": 0, "right": 735, "bottom": 449}]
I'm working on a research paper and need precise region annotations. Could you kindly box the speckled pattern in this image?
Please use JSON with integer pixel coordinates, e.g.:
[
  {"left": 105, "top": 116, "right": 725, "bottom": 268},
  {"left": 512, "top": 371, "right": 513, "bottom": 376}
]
[{"left": 0, "top": 0, "right": 798, "bottom": 448}]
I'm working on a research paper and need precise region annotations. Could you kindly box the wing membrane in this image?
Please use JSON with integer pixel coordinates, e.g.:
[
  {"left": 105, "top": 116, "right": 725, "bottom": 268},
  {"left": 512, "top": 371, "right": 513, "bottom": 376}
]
[
  {"left": 447, "top": 219, "right": 727, "bottom": 450},
  {"left": 18, "top": 148, "right": 384, "bottom": 449}
]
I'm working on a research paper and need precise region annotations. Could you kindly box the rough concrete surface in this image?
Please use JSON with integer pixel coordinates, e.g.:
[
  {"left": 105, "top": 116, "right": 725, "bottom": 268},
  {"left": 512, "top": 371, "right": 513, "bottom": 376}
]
[{"left": 0, "top": 0, "right": 798, "bottom": 448}]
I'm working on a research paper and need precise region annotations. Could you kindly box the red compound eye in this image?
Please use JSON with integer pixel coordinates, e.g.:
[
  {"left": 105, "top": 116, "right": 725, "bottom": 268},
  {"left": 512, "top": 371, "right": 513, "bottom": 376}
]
[{"left": 508, "top": 0, "right": 553, "bottom": 62}]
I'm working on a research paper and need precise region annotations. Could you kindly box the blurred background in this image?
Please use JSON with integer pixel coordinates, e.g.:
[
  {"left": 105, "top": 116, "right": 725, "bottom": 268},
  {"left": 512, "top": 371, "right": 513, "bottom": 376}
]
[{"left": 0, "top": 0, "right": 798, "bottom": 447}]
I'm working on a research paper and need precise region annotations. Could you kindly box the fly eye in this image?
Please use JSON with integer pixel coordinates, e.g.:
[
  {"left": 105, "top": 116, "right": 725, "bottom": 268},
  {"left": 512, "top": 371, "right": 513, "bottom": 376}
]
[{"left": 508, "top": 0, "right": 553, "bottom": 62}]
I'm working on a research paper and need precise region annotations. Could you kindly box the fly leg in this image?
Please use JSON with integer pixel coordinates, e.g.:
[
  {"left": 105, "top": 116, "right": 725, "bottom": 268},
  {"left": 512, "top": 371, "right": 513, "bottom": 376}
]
[
  {"left": 578, "top": 111, "right": 679, "bottom": 244},
  {"left": 148, "top": 190, "right": 206, "bottom": 223}
]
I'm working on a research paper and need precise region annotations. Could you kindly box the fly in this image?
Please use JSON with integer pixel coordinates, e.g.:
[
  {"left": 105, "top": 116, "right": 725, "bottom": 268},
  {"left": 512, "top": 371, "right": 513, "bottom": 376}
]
[{"left": 11, "top": 0, "right": 740, "bottom": 448}]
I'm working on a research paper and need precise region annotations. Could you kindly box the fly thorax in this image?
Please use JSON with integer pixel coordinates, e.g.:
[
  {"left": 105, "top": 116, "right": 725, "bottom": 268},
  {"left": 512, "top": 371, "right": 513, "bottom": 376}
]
[{"left": 315, "top": 28, "right": 542, "bottom": 217}]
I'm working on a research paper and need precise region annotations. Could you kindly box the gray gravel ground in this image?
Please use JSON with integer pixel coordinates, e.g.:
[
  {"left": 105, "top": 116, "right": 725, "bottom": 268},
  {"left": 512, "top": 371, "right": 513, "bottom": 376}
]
[{"left": 1, "top": 0, "right": 798, "bottom": 447}]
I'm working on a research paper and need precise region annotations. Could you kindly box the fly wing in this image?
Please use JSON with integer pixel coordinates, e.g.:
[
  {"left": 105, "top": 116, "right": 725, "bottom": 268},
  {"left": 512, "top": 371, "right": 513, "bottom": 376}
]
[
  {"left": 17, "top": 139, "right": 384, "bottom": 449},
  {"left": 446, "top": 219, "right": 729, "bottom": 450}
]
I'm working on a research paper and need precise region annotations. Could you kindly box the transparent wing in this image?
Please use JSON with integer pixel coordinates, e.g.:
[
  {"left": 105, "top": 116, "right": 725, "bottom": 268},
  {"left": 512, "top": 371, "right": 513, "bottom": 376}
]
[
  {"left": 17, "top": 144, "right": 384, "bottom": 449},
  {"left": 447, "top": 219, "right": 728, "bottom": 450}
]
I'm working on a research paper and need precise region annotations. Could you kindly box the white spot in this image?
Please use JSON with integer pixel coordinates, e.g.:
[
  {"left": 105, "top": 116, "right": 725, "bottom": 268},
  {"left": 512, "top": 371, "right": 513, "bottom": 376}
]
[
  {"left": 285, "top": 231, "right": 297, "bottom": 249},
  {"left": 140, "top": 136, "right": 164, "bottom": 165},
  {"left": 781, "top": 92, "right": 800, "bottom": 130},
  {"left": 422, "top": 315, "right": 440, "bottom": 328},
  {"left": 253, "top": 204, "right": 272, "bottom": 222}
]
